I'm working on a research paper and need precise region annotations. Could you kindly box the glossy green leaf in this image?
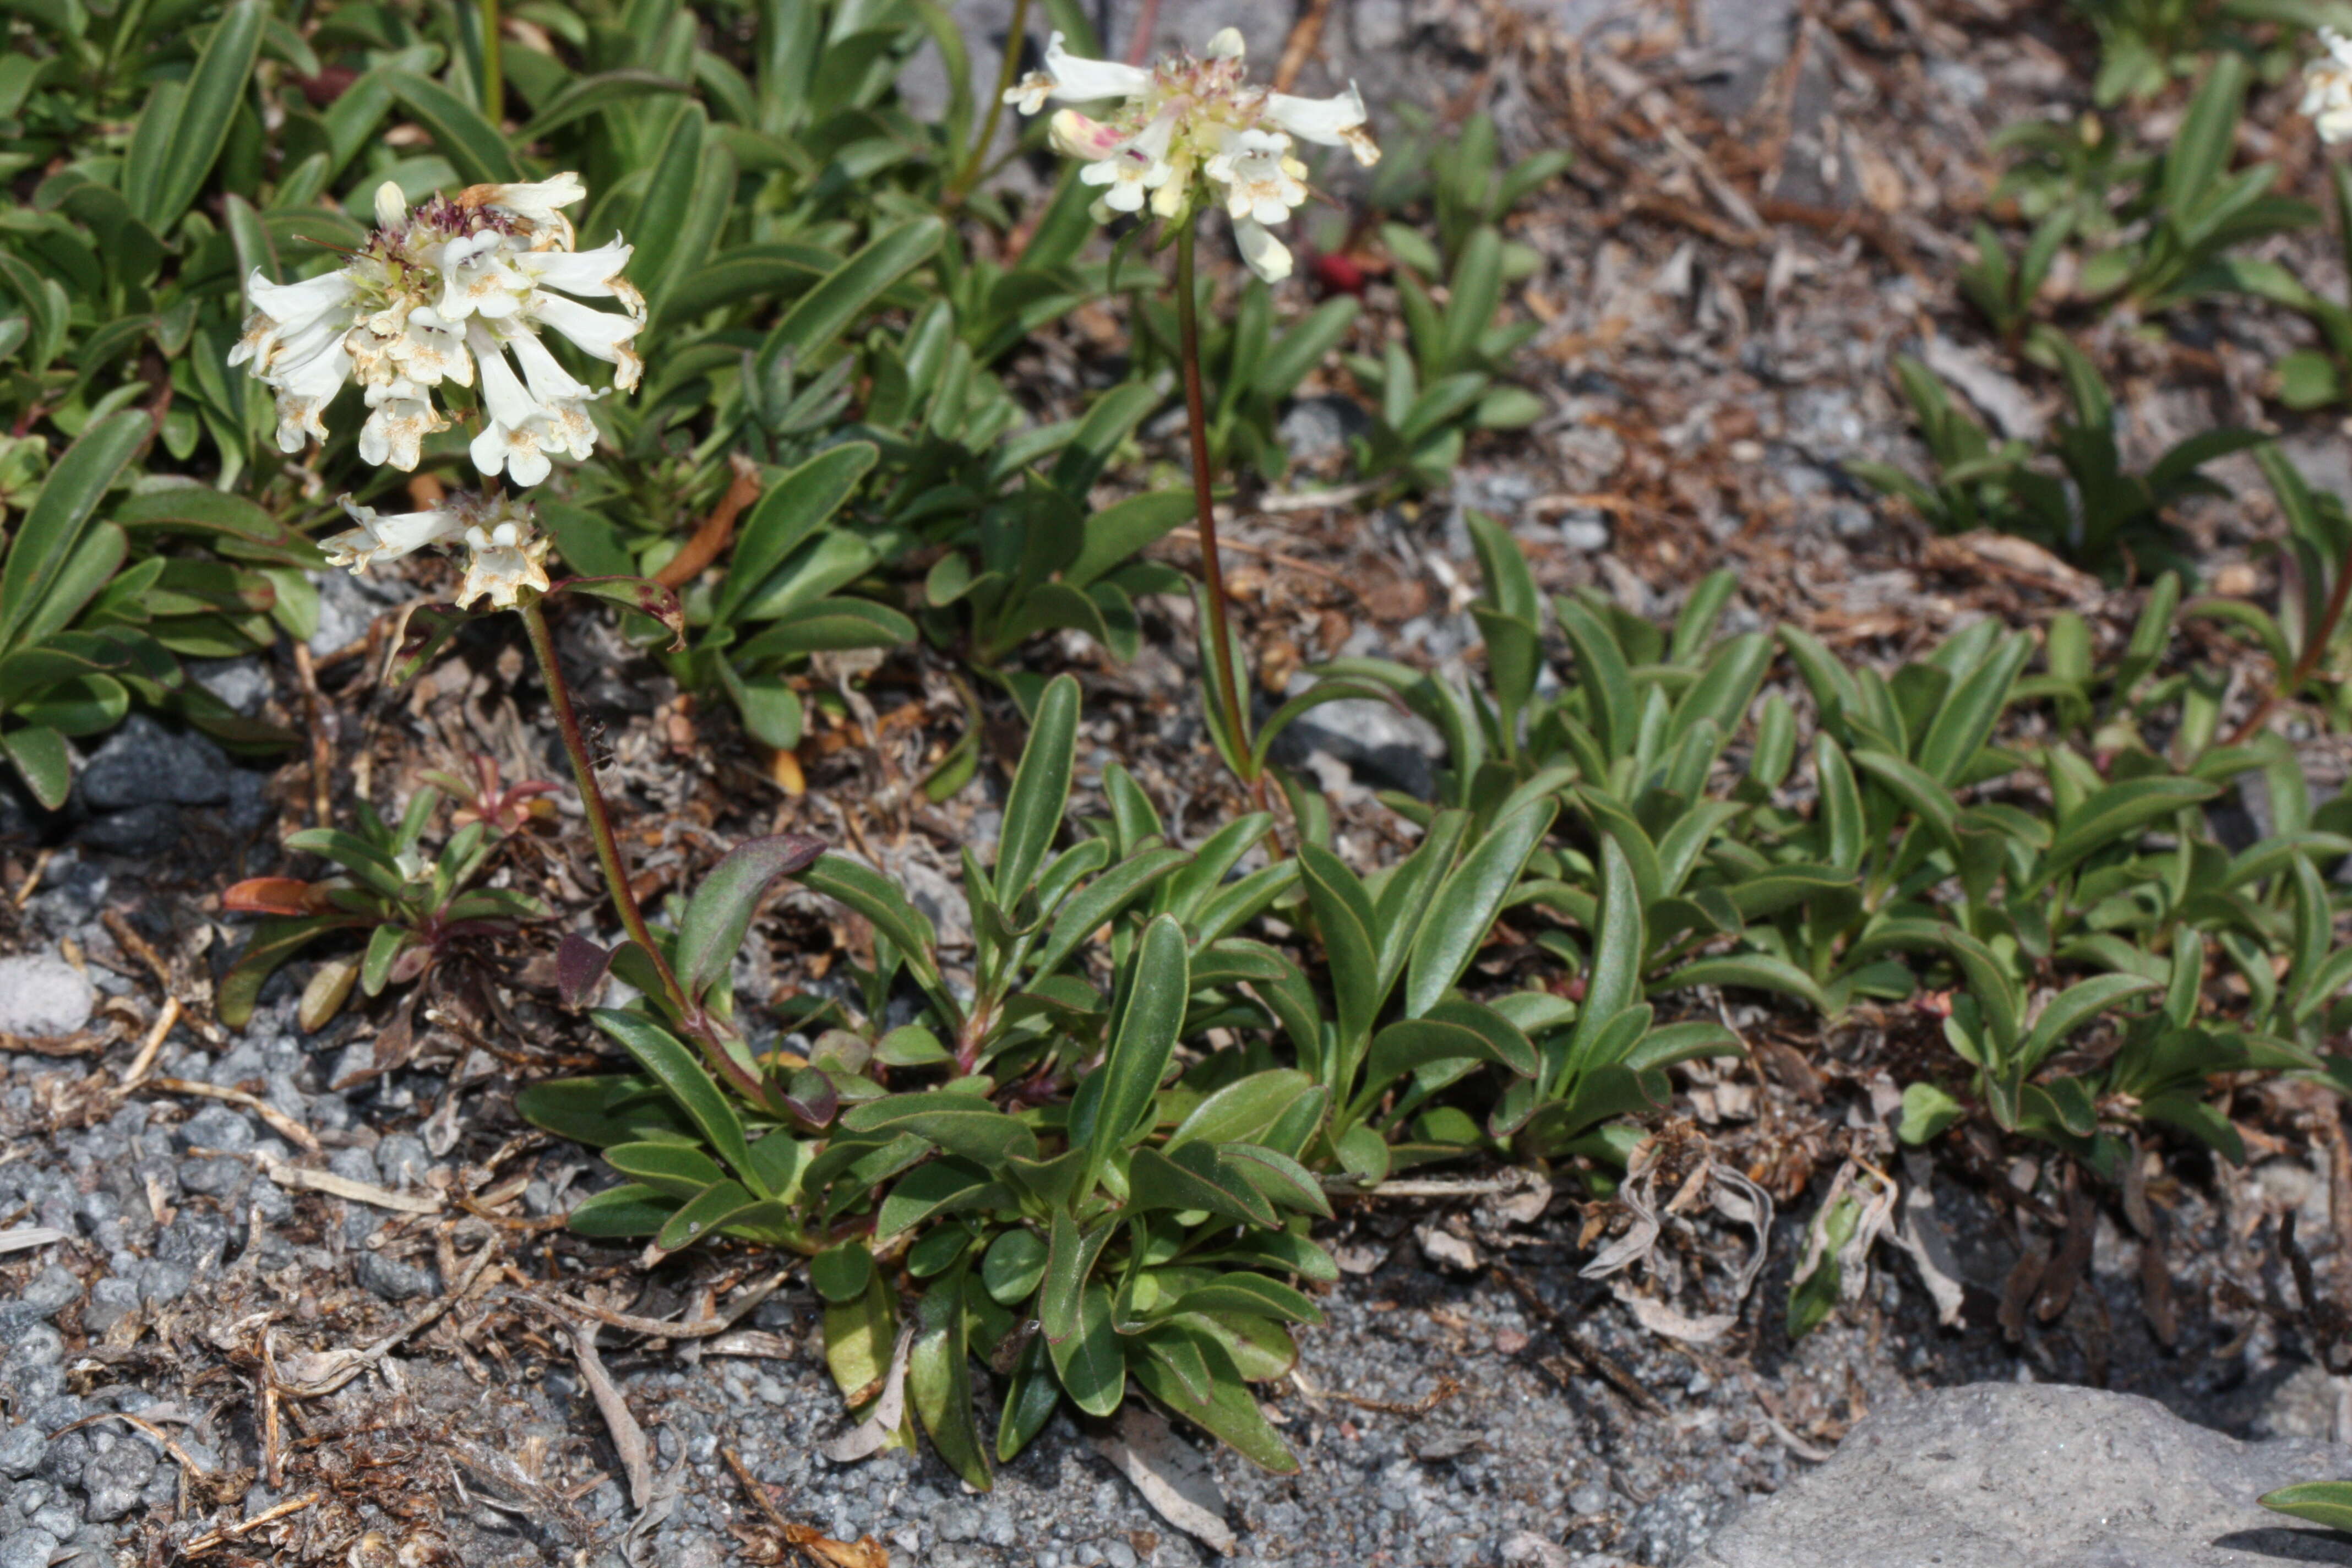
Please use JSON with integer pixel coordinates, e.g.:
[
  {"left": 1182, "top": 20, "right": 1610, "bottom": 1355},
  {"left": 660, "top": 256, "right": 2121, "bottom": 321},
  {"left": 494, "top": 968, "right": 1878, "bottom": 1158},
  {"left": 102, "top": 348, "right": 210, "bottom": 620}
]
[
  {"left": 997, "top": 673, "right": 1080, "bottom": 897},
  {"left": 1084, "top": 914, "right": 1188, "bottom": 1178},
  {"left": 673, "top": 832, "right": 826, "bottom": 1007},
  {"left": 590, "top": 1009, "right": 759, "bottom": 1191}
]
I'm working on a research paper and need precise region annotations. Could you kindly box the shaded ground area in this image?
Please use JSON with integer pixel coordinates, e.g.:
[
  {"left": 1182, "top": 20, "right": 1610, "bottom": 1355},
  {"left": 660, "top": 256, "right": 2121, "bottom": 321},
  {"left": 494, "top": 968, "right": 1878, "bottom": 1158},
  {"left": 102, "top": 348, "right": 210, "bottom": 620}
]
[{"left": 5, "top": 2, "right": 2352, "bottom": 1566}]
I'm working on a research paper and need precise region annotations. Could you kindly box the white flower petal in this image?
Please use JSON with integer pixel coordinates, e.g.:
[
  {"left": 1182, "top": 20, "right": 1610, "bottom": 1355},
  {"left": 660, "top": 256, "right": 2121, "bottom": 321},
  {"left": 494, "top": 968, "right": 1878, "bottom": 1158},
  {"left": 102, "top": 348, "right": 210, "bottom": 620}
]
[
  {"left": 321, "top": 496, "right": 467, "bottom": 572},
  {"left": 1042, "top": 30, "right": 1151, "bottom": 102},
  {"left": 374, "top": 180, "right": 409, "bottom": 232},
  {"left": 1205, "top": 27, "right": 1245, "bottom": 59},
  {"left": 519, "top": 239, "right": 645, "bottom": 321},
  {"left": 482, "top": 173, "right": 587, "bottom": 248},
  {"left": 1233, "top": 219, "right": 1292, "bottom": 284},
  {"left": 526, "top": 293, "right": 643, "bottom": 389},
  {"left": 356, "top": 381, "right": 446, "bottom": 471}
]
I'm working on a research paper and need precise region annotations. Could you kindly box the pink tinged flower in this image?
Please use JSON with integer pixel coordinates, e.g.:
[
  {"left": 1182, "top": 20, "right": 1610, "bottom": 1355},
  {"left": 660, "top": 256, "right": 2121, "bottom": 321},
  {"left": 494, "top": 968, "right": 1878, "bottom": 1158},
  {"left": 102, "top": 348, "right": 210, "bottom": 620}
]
[
  {"left": 526, "top": 291, "right": 644, "bottom": 390},
  {"left": 357, "top": 379, "right": 447, "bottom": 471},
  {"left": 454, "top": 520, "right": 553, "bottom": 609},
  {"left": 1079, "top": 115, "right": 1179, "bottom": 213},
  {"left": 1233, "top": 219, "right": 1293, "bottom": 284},
  {"left": 1049, "top": 108, "right": 1128, "bottom": 161},
  {"left": 322, "top": 496, "right": 468, "bottom": 573},
  {"left": 1269, "top": 81, "right": 1381, "bottom": 166}
]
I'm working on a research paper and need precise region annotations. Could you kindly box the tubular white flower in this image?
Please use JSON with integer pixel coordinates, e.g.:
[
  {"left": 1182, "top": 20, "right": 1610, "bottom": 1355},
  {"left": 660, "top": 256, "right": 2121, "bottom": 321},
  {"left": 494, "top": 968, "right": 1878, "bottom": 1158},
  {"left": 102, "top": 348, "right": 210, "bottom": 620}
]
[
  {"left": 468, "top": 328, "right": 558, "bottom": 487},
  {"left": 357, "top": 379, "right": 447, "bottom": 471},
  {"left": 227, "top": 171, "right": 638, "bottom": 472},
  {"left": 455, "top": 519, "right": 554, "bottom": 609},
  {"left": 1038, "top": 31, "right": 1152, "bottom": 103},
  {"left": 2306, "top": 30, "right": 2352, "bottom": 144},
  {"left": 1233, "top": 219, "right": 1293, "bottom": 284},
  {"left": 1006, "top": 26, "right": 1378, "bottom": 285},
  {"left": 321, "top": 496, "right": 469, "bottom": 573},
  {"left": 1269, "top": 83, "right": 1380, "bottom": 166}
]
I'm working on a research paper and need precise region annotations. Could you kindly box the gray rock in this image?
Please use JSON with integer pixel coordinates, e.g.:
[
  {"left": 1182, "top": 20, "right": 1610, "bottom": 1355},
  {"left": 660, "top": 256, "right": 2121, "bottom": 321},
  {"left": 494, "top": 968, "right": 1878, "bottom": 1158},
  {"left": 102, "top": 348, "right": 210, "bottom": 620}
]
[
  {"left": 13, "top": 1267, "right": 79, "bottom": 1319},
  {"left": 187, "top": 657, "right": 272, "bottom": 717},
  {"left": 353, "top": 1251, "right": 436, "bottom": 1302},
  {"left": 374, "top": 1134, "right": 431, "bottom": 1189},
  {"left": 77, "top": 715, "right": 231, "bottom": 812},
  {"left": 177, "top": 1104, "right": 257, "bottom": 1153},
  {"left": 82, "top": 1279, "right": 139, "bottom": 1336},
  {"left": 0, "top": 1527, "right": 58, "bottom": 1568},
  {"left": 79, "top": 1439, "right": 156, "bottom": 1522},
  {"left": 1278, "top": 396, "right": 1370, "bottom": 465},
  {"left": 1267, "top": 674, "right": 1447, "bottom": 797},
  {"left": 1692, "top": 1382, "right": 2352, "bottom": 1568},
  {"left": 0, "top": 956, "right": 92, "bottom": 1039},
  {"left": 75, "top": 802, "right": 181, "bottom": 856},
  {"left": 0, "top": 1428, "right": 43, "bottom": 1480}
]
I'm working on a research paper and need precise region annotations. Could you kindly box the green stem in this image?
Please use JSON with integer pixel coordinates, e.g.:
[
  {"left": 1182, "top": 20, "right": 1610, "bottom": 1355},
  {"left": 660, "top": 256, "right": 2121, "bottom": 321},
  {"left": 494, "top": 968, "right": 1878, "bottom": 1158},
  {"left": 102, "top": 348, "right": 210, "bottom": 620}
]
[
  {"left": 481, "top": 0, "right": 503, "bottom": 126},
  {"left": 951, "top": 0, "right": 1031, "bottom": 202},
  {"left": 1175, "top": 223, "right": 1257, "bottom": 789},
  {"left": 518, "top": 597, "right": 684, "bottom": 1011},
  {"left": 2227, "top": 532, "right": 2352, "bottom": 748}
]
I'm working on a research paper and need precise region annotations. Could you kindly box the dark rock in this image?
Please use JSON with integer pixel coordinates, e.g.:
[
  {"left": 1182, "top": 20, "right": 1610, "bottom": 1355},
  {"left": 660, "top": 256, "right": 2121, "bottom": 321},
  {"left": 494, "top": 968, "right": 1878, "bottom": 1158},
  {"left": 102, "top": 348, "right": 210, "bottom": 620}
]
[
  {"left": 82, "top": 1279, "right": 139, "bottom": 1336},
  {"left": 77, "top": 715, "right": 232, "bottom": 812},
  {"left": 353, "top": 1251, "right": 435, "bottom": 1302},
  {"left": 75, "top": 803, "right": 181, "bottom": 857},
  {"left": 14, "top": 1267, "right": 80, "bottom": 1320}
]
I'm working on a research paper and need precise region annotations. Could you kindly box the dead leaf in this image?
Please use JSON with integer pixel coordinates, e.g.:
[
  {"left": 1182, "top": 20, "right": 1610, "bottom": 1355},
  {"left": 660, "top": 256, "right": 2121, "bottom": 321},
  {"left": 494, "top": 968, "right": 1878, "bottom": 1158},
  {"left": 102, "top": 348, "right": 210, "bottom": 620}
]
[
  {"left": 820, "top": 1322, "right": 914, "bottom": 1463},
  {"left": 570, "top": 1321, "right": 654, "bottom": 1512},
  {"left": 1610, "top": 1284, "right": 1737, "bottom": 1344},
  {"left": 1092, "top": 1405, "right": 1237, "bottom": 1557},
  {"left": 1499, "top": 1531, "right": 1574, "bottom": 1567}
]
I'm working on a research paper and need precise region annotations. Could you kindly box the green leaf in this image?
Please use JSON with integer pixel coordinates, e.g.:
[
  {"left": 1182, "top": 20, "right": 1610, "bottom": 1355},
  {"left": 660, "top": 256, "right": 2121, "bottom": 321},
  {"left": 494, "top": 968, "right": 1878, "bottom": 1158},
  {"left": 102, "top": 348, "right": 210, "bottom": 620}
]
[
  {"left": 385, "top": 70, "right": 520, "bottom": 184},
  {"left": 655, "top": 1180, "right": 763, "bottom": 1251},
  {"left": 1364, "top": 998, "right": 1537, "bottom": 1090},
  {"left": 841, "top": 1093, "right": 1040, "bottom": 1168},
  {"left": 514, "top": 1075, "right": 688, "bottom": 1148},
  {"left": 2018, "top": 973, "right": 2158, "bottom": 1074},
  {"left": 518, "top": 68, "right": 691, "bottom": 140},
  {"left": 1049, "top": 1282, "right": 1124, "bottom": 1417},
  {"left": 983, "top": 1229, "right": 1049, "bottom": 1305},
  {"left": 1, "top": 411, "right": 146, "bottom": 652},
  {"left": 810, "top": 1243, "right": 875, "bottom": 1303},
  {"left": 797, "top": 851, "right": 943, "bottom": 989},
  {"left": 998, "top": 673, "right": 1080, "bottom": 897},
  {"left": 713, "top": 444, "right": 878, "bottom": 627},
  {"left": 766, "top": 217, "right": 945, "bottom": 366},
  {"left": 1298, "top": 843, "right": 1382, "bottom": 1058},
  {"left": 1084, "top": 914, "right": 1189, "bottom": 1180},
  {"left": 1126, "top": 1145, "right": 1276, "bottom": 1226},
  {"left": 1898, "top": 1082, "right": 1966, "bottom": 1144},
  {"left": 2260, "top": 1481, "right": 2352, "bottom": 1533},
  {"left": 1163, "top": 1273, "right": 1325, "bottom": 1327},
  {"left": 143, "top": 0, "right": 266, "bottom": 231},
  {"left": 1652, "top": 954, "right": 1830, "bottom": 1012},
  {"left": 1165, "top": 1069, "right": 1316, "bottom": 1150},
  {"left": 216, "top": 915, "right": 347, "bottom": 1028},
  {"left": 911, "top": 1266, "right": 990, "bottom": 1490},
  {"left": 1404, "top": 797, "right": 1556, "bottom": 1015},
  {"left": 567, "top": 1184, "right": 680, "bottom": 1238},
  {"left": 590, "top": 1009, "right": 759, "bottom": 1192},
  {"left": 1851, "top": 748, "right": 1959, "bottom": 853},
  {"left": 1041, "top": 1208, "right": 1114, "bottom": 1349},
  {"left": 2041, "top": 776, "right": 2219, "bottom": 884},
  {"left": 1, "top": 725, "right": 70, "bottom": 810},
  {"left": 1564, "top": 836, "right": 1645, "bottom": 1081},
  {"left": 1130, "top": 1336, "right": 1297, "bottom": 1473},
  {"left": 673, "top": 832, "right": 826, "bottom": 1008},
  {"left": 600, "top": 1140, "right": 727, "bottom": 1199}
]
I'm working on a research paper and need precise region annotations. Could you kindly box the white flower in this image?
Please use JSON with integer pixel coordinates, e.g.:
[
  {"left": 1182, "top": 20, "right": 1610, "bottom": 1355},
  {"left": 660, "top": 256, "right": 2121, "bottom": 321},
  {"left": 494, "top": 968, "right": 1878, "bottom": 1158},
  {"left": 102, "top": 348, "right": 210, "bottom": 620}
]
[
  {"left": 1269, "top": 83, "right": 1380, "bottom": 167},
  {"left": 1233, "top": 220, "right": 1293, "bottom": 284},
  {"left": 1003, "top": 28, "right": 1378, "bottom": 285},
  {"left": 322, "top": 490, "right": 552, "bottom": 611},
  {"left": 1079, "top": 115, "right": 1179, "bottom": 214},
  {"left": 2306, "top": 30, "right": 2352, "bottom": 144},
  {"left": 228, "top": 173, "right": 641, "bottom": 482},
  {"left": 320, "top": 496, "right": 470, "bottom": 573},
  {"left": 1206, "top": 128, "right": 1307, "bottom": 225},
  {"left": 357, "top": 379, "right": 447, "bottom": 472},
  {"left": 456, "top": 518, "right": 554, "bottom": 609}
]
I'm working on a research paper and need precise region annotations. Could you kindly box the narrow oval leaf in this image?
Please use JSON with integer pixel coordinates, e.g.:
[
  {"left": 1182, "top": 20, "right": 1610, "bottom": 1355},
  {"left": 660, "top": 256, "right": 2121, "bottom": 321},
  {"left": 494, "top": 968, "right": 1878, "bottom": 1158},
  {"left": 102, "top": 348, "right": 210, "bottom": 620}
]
[
  {"left": 1085, "top": 915, "right": 1189, "bottom": 1178},
  {"left": 590, "top": 1009, "right": 759, "bottom": 1192},
  {"left": 675, "top": 833, "right": 827, "bottom": 1007},
  {"left": 997, "top": 673, "right": 1081, "bottom": 898}
]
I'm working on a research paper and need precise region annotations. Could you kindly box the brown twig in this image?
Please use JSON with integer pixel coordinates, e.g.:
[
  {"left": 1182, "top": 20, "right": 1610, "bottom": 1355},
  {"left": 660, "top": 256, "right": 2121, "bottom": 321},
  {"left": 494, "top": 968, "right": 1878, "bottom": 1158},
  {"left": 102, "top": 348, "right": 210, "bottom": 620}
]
[
  {"left": 1489, "top": 1260, "right": 1668, "bottom": 1417},
  {"left": 1271, "top": 0, "right": 1335, "bottom": 92},
  {"left": 2226, "top": 540, "right": 2352, "bottom": 746},
  {"left": 654, "top": 453, "right": 764, "bottom": 590},
  {"left": 180, "top": 1490, "right": 321, "bottom": 1554},
  {"left": 290, "top": 640, "right": 333, "bottom": 829}
]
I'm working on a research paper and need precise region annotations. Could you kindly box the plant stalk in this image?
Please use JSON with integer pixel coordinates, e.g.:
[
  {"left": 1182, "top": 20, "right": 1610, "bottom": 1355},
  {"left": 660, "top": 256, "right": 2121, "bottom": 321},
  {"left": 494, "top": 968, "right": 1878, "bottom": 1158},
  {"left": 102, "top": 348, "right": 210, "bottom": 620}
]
[
  {"left": 2225, "top": 542, "right": 2352, "bottom": 748},
  {"left": 951, "top": 0, "right": 1031, "bottom": 202},
  {"left": 1175, "top": 223, "right": 1257, "bottom": 787},
  {"left": 518, "top": 597, "right": 684, "bottom": 1010}
]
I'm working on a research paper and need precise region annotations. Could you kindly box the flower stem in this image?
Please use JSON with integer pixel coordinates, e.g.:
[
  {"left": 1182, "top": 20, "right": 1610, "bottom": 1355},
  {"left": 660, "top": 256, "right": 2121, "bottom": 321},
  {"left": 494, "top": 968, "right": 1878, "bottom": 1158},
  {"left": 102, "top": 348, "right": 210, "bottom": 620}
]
[
  {"left": 480, "top": 0, "right": 504, "bottom": 124},
  {"left": 2226, "top": 541, "right": 2352, "bottom": 748},
  {"left": 952, "top": 0, "right": 1031, "bottom": 203},
  {"left": 1175, "top": 223, "right": 1259, "bottom": 790},
  {"left": 518, "top": 597, "right": 684, "bottom": 1011}
]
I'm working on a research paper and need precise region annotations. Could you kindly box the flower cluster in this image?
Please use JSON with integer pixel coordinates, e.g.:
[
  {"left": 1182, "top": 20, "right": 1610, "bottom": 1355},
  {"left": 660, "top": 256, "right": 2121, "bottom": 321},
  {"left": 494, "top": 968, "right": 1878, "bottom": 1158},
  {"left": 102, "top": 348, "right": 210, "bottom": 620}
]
[
  {"left": 1004, "top": 28, "right": 1378, "bottom": 282},
  {"left": 322, "top": 489, "right": 553, "bottom": 611},
  {"left": 2307, "top": 30, "right": 2352, "bottom": 144},
  {"left": 228, "top": 173, "right": 643, "bottom": 486}
]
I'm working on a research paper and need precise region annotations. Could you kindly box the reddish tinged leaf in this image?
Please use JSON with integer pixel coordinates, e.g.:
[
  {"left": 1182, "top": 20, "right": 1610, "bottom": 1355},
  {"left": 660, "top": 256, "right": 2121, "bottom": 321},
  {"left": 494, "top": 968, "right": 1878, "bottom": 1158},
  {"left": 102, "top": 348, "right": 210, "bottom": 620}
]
[
  {"left": 223, "top": 878, "right": 326, "bottom": 916},
  {"left": 557, "top": 932, "right": 614, "bottom": 1009}
]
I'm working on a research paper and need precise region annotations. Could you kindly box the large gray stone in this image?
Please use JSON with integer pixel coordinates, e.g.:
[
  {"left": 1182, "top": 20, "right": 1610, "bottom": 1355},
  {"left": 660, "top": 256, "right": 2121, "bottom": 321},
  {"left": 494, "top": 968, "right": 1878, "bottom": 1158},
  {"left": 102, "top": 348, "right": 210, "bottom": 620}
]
[
  {"left": 0, "top": 955, "right": 92, "bottom": 1039},
  {"left": 76, "top": 715, "right": 231, "bottom": 812},
  {"left": 1693, "top": 1382, "right": 2352, "bottom": 1568}
]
